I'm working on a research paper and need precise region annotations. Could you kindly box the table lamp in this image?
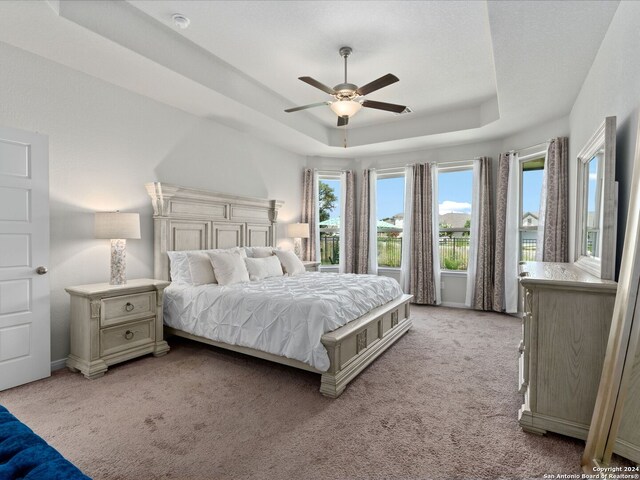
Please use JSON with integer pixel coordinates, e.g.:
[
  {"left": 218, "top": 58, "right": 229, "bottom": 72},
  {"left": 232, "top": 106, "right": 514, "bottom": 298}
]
[
  {"left": 95, "top": 212, "right": 141, "bottom": 285},
  {"left": 286, "top": 222, "right": 310, "bottom": 259}
]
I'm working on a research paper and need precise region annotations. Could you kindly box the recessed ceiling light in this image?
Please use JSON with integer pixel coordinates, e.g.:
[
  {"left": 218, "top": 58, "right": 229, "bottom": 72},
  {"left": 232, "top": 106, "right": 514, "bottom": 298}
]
[{"left": 172, "top": 13, "right": 190, "bottom": 29}]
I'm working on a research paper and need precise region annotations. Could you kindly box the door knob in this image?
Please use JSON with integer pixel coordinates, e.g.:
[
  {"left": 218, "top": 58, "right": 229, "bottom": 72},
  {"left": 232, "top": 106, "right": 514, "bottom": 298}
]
[{"left": 36, "top": 266, "right": 48, "bottom": 275}]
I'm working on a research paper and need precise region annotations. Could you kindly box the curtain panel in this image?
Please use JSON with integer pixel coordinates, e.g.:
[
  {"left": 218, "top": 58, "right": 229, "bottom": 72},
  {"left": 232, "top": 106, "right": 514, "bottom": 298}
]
[
  {"left": 357, "top": 169, "right": 371, "bottom": 274},
  {"left": 493, "top": 152, "right": 520, "bottom": 313},
  {"left": 468, "top": 157, "right": 494, "bottom": 311},
  {"left": 301, "top": 168, "right": 318, "bottom": 262},
  {"left": 400, "top": 165, "right": 414, "bottom": 293},
  {"left": 541, "top": 137, "right": 569, "bottom": 262},
  {"left": 409, "top": 163, "right": 439, "bottom": 305},
  {"left": 340, "top": 170, "right": 356, "bottom": 273}
]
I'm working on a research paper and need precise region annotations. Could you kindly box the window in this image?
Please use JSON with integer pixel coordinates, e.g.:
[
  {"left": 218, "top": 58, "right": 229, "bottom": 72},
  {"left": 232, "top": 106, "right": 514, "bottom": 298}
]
[
  {"left": 317, "top": 175, "right": 341, "bottom": 266},
  {"left": 438, "top": 166, "right": 473, "bottom": 271},
  {"left": 520, "top": 156, "right": 545, "bottom": 261},
  {"left": 376, "top": 173, "right": 405, "bottom": 268}
]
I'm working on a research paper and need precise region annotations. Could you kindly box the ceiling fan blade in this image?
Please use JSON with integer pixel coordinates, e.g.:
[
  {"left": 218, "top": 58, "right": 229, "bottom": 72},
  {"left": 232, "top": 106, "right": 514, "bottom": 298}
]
[
  {"left": 284, "top": 101, "right": 330, "bottom": 113},
  {"left": 299, "top": 77, "right": 336, "bottom": 95},
  {"left": 337, "top": 115, "right": 349, "bottom": 127},
  {"left": 356, "top": 73, "right": 399, "bottom": 96},
  {"left": 362, "top": 99, "right": 407, "bottom": 114}
]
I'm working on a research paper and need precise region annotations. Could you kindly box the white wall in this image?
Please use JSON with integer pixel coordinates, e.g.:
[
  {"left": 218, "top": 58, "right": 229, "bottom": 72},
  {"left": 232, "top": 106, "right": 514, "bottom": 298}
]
[
  {"left": 570, "top": 0, "right": 640, "bottom": 277},
  {"left": 0, "top": 42, "right": 305, "bottom": 363}
]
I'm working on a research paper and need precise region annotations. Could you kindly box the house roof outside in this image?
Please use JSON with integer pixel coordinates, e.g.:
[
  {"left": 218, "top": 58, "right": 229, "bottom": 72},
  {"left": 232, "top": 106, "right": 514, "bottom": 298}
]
[
  {"left": 439, "top": 212, "right": 471, "bottom": 229},
  {"left": 319, "top": 217, "right": 402, "bottom": 232}
]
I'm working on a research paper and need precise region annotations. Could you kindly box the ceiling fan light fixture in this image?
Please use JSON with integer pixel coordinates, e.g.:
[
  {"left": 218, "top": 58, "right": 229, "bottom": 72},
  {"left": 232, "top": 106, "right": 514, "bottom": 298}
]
[{"left": 330, "top": 99, "right": 362, "bottom": 118}]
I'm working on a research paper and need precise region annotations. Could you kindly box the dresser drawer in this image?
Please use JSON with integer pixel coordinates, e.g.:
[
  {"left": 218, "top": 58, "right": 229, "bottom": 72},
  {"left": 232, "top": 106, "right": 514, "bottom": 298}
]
[
  {"left": 101, "top": 292, "right": 156, "bottom": 328},
  {"left": 100, "top": 318, "right": 155, "bottom": 357}
]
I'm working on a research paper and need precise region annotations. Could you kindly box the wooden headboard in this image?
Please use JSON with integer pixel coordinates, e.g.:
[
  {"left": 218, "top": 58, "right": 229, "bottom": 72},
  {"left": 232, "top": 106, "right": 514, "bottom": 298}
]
[{"left": 145, "top": 182, "right": 283, "bottom": 281}]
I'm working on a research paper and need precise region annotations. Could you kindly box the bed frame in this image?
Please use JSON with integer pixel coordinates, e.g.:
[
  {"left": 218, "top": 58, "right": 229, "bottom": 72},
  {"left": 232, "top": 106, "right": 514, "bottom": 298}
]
[{"left": 145, "top": 182, "right": 413, "bottom": 397}]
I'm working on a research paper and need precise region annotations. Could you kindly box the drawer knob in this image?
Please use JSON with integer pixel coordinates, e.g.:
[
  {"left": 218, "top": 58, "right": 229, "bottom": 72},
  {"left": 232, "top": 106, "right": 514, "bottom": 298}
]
[
  {"left": 124, "top": 330, "right": 135, "bottom": 340},
  {"left": 124, "top": 302, "right": 135, "bottom": 312}
]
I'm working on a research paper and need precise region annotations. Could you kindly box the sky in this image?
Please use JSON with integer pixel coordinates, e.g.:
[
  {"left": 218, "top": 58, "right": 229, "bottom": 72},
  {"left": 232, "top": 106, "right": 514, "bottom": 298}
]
[{"left": 323, "top": 167, "right": 545, "bottom": 220}]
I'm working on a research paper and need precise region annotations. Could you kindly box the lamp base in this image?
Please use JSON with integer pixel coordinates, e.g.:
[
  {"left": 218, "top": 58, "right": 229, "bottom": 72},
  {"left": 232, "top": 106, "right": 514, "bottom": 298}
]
[
  {"left": 110, "top": 239, "right": 127, "bottom": 285},
  {"left": 293, "top": 238, "right": 302, "bottom": 259}
]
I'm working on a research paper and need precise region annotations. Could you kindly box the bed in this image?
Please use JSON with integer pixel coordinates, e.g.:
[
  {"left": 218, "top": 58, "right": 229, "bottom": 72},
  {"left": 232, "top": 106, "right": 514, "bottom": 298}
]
[{"left": 146, "top": 182, "right": 413, "bottom": 397}]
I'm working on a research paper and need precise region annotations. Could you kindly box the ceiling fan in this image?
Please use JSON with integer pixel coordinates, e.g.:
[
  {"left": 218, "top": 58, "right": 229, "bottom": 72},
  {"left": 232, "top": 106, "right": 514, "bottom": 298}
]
[{"left": 284, "top": 47, "right": 410, "bottom": 127}]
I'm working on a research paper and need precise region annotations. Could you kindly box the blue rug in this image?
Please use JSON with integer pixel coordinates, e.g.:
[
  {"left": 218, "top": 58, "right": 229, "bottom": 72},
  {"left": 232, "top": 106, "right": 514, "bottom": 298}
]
[{"left": 0, "top": 405, "right": 90, "bottom": 480}]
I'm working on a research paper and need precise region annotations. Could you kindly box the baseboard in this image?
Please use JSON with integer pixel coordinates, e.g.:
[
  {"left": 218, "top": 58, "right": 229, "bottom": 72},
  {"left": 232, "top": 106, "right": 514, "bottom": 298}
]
[
  {"left": 440, "top": 302, "right": 469, "bottom": 309},
  {"left": 51, "top": 358, "right": 67, "bottom": 371}
]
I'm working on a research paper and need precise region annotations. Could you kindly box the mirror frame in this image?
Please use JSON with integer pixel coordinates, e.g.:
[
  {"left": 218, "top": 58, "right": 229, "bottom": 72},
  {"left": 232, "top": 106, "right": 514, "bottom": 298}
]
[
  {"left": 582, "top": 115, "right": 640, "bottom": 472},
  {"left": 574, "top": 116, "right": 617, "bottom": 280}
]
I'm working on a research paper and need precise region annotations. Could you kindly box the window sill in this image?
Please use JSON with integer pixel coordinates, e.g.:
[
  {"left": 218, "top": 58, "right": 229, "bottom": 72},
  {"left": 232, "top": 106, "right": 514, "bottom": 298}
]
[
  {"left": 378, "top": 267, "right": 401, "bottom": 272},
  {"left": 440, "top": 270, "right": 468, "bottom": 276}
]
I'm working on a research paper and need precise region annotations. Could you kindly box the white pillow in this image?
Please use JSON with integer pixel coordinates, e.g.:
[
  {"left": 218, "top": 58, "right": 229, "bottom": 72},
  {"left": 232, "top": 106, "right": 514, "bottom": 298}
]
[
  {"left": 167, "top": 247, "right": 246, "bottom": 284},
  {"left": 187, "top": 251, "right": 216, "bottom": 285},
  {"left": 208, "top": 251, "right": 250, "bottom": 285},
  {"left": 167, "top": 250, "right": 191, "bottom": 284},
  {"left": 247, "top": 246, "right": 276, "bottom": 258},
  {"left": 274, "top": 250, "right": 306, "bottom": 276},
  {"left": 245, "top": 256, "right": 283, "bottom": 281}
]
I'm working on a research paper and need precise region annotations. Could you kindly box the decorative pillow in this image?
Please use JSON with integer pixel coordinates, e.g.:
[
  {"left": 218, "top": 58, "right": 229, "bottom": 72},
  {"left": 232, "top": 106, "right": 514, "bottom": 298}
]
[
  {"left": 274, "top": 250, "right": 306, "bottom": 276},
  {"left": 186, "top": 252, "right": 216, "bottom": 285},
  {"left": 167, "top": 247, "right": 246, "bottom": 284},
  {"left": 167, "top": 251, "right": 192, "bottom": 284},
  {"left": 245, "top": 256, "right": 283, "bottom": 281},
  {"left": 208, "top": 251, "right": 250, "bottom": 285},
  {"left": 244, "top": 246, "right": 276, "bottom": 258}
]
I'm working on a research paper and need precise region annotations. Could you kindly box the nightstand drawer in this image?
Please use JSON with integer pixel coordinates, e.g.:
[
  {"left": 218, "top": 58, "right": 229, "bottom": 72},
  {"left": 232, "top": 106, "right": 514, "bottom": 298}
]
[
  {"left": 101, "top": 292, "right": 156, "bottom": 328},
  {"left": 100, "top": 318, "right": 155, "bottom": 357}
]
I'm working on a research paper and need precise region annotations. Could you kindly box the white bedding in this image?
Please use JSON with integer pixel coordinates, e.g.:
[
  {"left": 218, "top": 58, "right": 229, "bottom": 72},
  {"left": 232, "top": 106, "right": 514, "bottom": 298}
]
[{"left": 163, "top": 272, "right": 403, "bottom": 372}]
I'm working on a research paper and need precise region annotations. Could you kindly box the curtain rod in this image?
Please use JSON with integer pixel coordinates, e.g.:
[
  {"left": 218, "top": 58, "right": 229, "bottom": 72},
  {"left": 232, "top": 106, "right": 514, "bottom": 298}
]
[
  {"left": 369, "top": 158, "right": 482, "bottom": 172},
  {"left": 509, "top": 139, "right": 553, "bottom": 155}
]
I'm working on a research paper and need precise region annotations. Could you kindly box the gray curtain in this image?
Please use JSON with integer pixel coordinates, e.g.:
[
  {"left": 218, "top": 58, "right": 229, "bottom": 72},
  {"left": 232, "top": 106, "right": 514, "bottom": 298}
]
[
  {"left": 356, "top": 170, "right": 371, "bottom": 274},
  {"left": 343, "top": 170, "right": 356, "bottom": 273},
  {"left": 410, "top": 164, "right": 438, "bottom": 305},
  {"left": 472, "top": 157, "right": 494, "bottom": 310},
  {"left": 542, "top": 137, "right": 569, "bottom": 262},
  {"left": 301, "top": 168, "right": 317, "bottom": 261},
  {"left": 493, "top": 153, "right": 510, "bottom": 312}
]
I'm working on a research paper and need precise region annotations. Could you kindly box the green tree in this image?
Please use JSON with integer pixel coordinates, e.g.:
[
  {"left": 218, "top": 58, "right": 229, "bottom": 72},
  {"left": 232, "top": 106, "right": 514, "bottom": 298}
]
[
  {"left": 462, "top": 219, "right": 471, "bottom": 237},
  {"left": 319, "top": 181, "right": 337, "bottom": 223},
  {"left": 439, "top": 222, "right": 453, "bottom": 238}
]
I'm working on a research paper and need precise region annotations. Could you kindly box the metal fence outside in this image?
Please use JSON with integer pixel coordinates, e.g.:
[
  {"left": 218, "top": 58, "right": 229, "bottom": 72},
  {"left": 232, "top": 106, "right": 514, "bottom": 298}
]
[
  {"left": 320, "top": 234, "right": 539, "bottom": 269},
  {"left": 521, "top": 238, "right": 537, "bottom": 262}
]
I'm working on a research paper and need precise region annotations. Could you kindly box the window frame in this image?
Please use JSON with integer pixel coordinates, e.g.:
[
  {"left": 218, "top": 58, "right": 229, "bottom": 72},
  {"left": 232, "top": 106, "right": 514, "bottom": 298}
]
[
  {"left": 317, "top": 171, "right": 342, "bottom": 268},
  {"left": 437, "top": 162, "right": 474, "bottom": 272},
  {"left": 375, "top": 168, "right": 406, "bottom": 270},
  {"left": 518, "top": 150, "right": 546, "bottom": 262}
]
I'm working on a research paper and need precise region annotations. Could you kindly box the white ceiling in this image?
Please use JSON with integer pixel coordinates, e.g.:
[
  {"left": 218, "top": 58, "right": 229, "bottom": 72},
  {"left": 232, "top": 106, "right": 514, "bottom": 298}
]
[{"left": 0, "top": 0, "right": 620, "bottom": 157}]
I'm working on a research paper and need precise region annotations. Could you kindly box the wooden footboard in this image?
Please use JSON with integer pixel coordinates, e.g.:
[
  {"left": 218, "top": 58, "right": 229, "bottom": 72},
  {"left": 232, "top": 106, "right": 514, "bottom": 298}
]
[
  {"left": 320, "top": 294, "right": 413, "bottom": 398},
  {"left": 164, "top": 294, "right": 413, "bottom": 398}
]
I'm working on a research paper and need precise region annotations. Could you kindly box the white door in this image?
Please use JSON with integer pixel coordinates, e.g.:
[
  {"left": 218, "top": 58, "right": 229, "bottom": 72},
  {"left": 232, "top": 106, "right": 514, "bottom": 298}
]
[{"left": 0, "top": 125, "right": 50, "bottom": 391}]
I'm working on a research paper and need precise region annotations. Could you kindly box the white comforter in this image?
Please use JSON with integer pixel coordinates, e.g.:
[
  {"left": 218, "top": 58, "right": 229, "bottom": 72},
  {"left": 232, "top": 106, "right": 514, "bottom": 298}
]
[{"left": 163, "top": 272, "right": 403, "bottom": 372}]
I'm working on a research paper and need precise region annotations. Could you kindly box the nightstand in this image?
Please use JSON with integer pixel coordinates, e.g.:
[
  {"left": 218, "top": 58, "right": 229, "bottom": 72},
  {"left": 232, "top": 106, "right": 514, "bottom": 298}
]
[
  {"left": 65, "top": 279, "right": 170, "bottom": 379},
  {"left": 303, "top": 261, "right": 320, "bottom": 272}
]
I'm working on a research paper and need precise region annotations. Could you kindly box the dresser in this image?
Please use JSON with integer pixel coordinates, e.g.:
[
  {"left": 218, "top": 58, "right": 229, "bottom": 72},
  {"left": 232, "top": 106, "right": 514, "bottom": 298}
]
[
  {"left": 518, "top": 262, "right": 617, "bottom": 439},
  {"left": 66, "top": 279, "right": 170, "bottom": 379}
]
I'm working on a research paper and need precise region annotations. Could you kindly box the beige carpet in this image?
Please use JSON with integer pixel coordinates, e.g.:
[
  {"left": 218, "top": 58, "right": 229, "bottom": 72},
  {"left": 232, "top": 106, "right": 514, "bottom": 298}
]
[{"left": 0, "top": 306, "right": 618, "bottom": 479}]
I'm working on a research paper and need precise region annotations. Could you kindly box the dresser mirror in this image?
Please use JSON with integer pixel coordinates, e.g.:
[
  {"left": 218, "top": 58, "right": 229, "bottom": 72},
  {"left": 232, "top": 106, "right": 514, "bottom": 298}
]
[
  {"left": 583, "top": 115, "right": 640, "bottom": 471},
  {"left": 574, "top": 116, "right": 617, "bottom": 280}
]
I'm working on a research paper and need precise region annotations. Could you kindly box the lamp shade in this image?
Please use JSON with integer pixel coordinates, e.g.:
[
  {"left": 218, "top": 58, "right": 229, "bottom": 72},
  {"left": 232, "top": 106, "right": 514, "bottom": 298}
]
[
  {"left": 330, "top": 100, "right": 362, "bottom": 117},
  {"left": 95, "top": 212, "right": 141, "bottom": 239},
  {"left": 286, "top": 222, "right": 310, "bottom": 239}
]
